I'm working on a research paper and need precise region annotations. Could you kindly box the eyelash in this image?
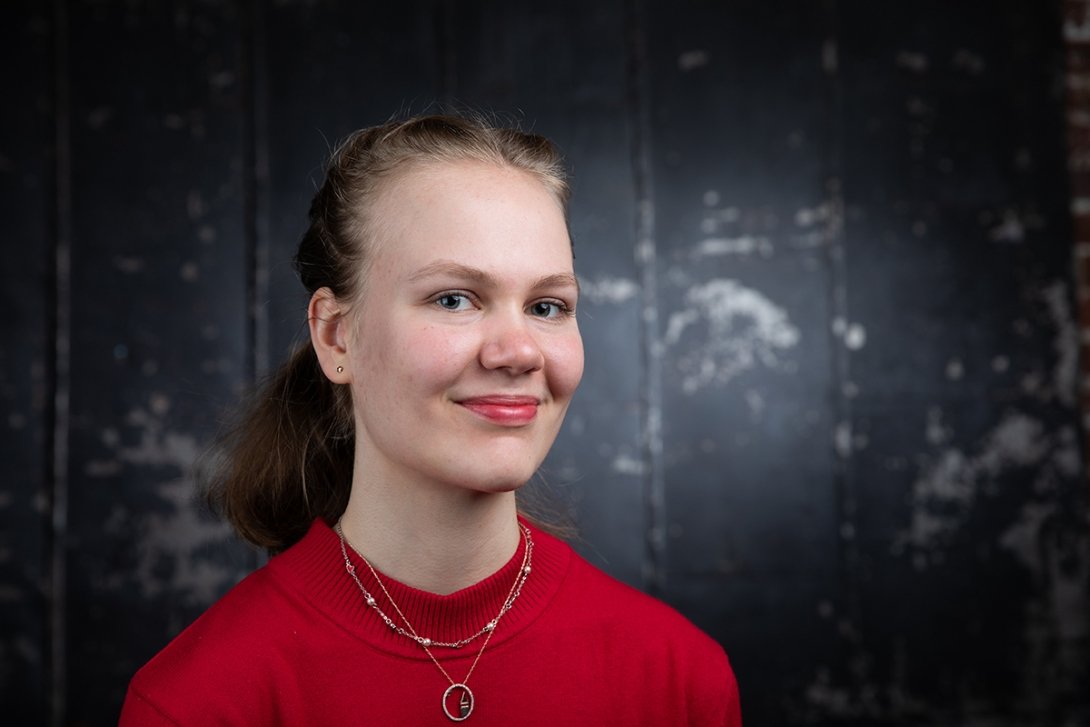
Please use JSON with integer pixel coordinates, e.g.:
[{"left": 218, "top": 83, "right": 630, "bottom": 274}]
[{"left": 430, "top": 291, "right": 575, "bottom": 319}]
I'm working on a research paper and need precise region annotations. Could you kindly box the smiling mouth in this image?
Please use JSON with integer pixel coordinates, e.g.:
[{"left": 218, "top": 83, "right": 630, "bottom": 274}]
[{"left": 458, "top": 396, "right": 540, "bottom": 425}]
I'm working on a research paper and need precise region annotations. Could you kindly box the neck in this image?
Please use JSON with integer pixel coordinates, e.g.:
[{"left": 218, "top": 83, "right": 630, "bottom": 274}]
[{"left": 338, "top": 467, "right": 522, "bottom": 595}]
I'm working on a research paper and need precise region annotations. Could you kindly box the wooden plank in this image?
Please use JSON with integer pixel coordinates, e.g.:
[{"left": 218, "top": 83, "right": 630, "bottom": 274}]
[
  {"left": 0, "top": 3, "right": 54, "bottom": 723},
  {"left": 63, "top": 1, "right": 252, "bottom": 720}
]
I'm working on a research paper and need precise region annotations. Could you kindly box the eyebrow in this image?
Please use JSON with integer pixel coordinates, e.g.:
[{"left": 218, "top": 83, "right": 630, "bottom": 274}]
[{"left": 407, "top": 260, "right": 580, "bottom": 294}]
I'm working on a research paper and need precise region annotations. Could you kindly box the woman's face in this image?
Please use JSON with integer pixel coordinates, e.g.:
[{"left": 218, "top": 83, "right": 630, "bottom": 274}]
[{"left": 344, "top": 161, "right": 583, "bottom": 495}]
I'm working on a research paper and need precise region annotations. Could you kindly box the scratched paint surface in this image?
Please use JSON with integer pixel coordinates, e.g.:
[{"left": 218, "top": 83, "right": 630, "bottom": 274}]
[{"left": 2, "top": 0, "right": 1088, "bottom": 724}]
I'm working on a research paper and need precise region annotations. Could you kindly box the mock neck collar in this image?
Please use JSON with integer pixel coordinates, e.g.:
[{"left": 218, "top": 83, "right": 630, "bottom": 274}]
[{"left": 268, "top": 517, "right": 570, "bottom": 660}]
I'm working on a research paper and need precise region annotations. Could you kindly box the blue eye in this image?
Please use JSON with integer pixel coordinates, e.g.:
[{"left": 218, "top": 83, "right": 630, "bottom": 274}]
[
  {"left": 529, "top": 301, "right": 570, "bottom": 319},
  {"left": 435, "top": 293, "right": 473, "bottom": 311}
]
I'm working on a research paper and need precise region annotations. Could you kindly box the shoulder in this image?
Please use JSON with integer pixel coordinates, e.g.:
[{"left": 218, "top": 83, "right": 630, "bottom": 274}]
[
  {"left": 563, "top": 547, "right": 718, "bottom": 650},
  {"left": 121, "top": 553, "right": 316, "bottom": 725},
  {"left": 546, "top": 541, "right": 742, "bottom": 725},
  {"left": 121, "top": 567, "right": 282, "bottom": 721}
]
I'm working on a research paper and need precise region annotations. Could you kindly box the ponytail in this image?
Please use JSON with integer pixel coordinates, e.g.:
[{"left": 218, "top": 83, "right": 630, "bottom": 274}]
[{"left": 203, "top": 344, "right": 354, "bottom": 553}]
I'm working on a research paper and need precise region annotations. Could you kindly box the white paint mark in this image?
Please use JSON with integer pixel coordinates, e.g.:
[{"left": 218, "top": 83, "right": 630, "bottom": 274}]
[
  {"left": 578, "top": 275, "right": 639, "bottom": 305},
  {"left": 822, "top": 39, "right": 838, "bottom": 73},
  {"left": 111, "top": 406, "right": 237, "bottom": 604},
  {"left": 678, "top": 50, "right": 709, "bottom": 71},
  {"left": 1042, "top": 281, "right": 1077, "bottom": 407},
  {"left": 612, "top": 453, "right": 645, "bottom": 476},
  {"left": 844, "top": 323, "right": 866, "bottom": 350},
  {"left": 745, "top": 389, "right": 765, "bottom": 417},
  {"left": 795, "top": 204, "right": 829, "bottom": 227},
  {"left": 1071, "top": 197, "right": 1090, "bottom": 216},
  {"left": 703, "top": 190, "right": 720, "bottom": 207},
  {"left": 1066, "top": 16, "right": 1090, "bottom": 42},
  {"left": 989, "top": 209, "right": 1025, "bottom": 242},
  {"left": 898, "top": 413, "right": 1053, "bottom": 552},
  {"left": 693, "top": 236, "right": 773, "bottom": 258},
  {"left": 663, "top": 279, "right": 800, "bottom": 393},
  {"left": 830, "top": 317, "right": 865, "bottom": 350},
  {"left": 925, "top": 407, "right": 950, "bottom": 446},
  {"left": 945, "top": 359, "right": 964, "bottom": 380},
  {"left": 834, "top": 422, "right": 852, "bottom": 459},
  {"left": 991, "top": 355, "right": 1010, "bottom": 373}
]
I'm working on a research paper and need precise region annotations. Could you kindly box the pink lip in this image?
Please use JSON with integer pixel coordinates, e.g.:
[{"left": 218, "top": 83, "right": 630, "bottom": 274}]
[{"left": 459, "top": 396, "right": 540, "bottom": 425}]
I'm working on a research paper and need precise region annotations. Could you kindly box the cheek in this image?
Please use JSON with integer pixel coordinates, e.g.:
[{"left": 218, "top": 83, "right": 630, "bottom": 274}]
[
  {"left": 396, "top": 325, "right": 477, "bottom": 390},
  {"left": 547, "top": 331, "right": 585, "bottom": 399}
]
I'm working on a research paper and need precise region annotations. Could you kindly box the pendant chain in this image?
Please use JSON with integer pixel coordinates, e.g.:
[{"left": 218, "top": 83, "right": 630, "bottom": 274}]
[
  {"left": 335, "top": 522, "right": 534, "bottom": 721},
  {"left": 336, "top": 522, "right": 533, "bottom": 650}
]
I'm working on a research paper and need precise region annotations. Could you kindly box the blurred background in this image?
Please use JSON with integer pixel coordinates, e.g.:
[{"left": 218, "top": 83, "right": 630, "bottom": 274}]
[{"left": 4, "top": 0, "right": 1090, "bottom": 724}]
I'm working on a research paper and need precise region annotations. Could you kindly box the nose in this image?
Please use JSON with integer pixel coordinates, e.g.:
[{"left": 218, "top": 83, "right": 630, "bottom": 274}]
[{"left": 479, "top": 312, "right": 545, "bottom": 374}]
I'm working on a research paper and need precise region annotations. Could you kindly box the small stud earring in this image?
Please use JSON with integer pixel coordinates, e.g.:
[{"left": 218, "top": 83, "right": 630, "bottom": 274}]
[{"left": 336, "top": 366, "right": 344, "bottom": 373}]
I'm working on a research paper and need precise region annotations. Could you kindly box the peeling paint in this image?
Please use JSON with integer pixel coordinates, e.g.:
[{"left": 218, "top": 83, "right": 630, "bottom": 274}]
[
  {"left": 664, "top": 278, "right": 799, "bottom": 393},
  {"left": 578, "top": 275, "right": 639, "bottom": 305},
  {"left": 1041, "top": 281, "right": 1077, "bottom": 407},
  {"left": 611, "top": 453, "right": 645, "bottom": 476},
  {"left": 898, "top": 413, "right": 1056, "bottom": 554},
  {"left": 88, "top": 404, "right": 239, "bottom": 605},
  {"left": 693, "top": 236, "right": 773, "bottom": 258}
]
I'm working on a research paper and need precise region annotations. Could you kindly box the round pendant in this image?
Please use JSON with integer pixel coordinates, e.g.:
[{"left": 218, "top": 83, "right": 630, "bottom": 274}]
[{"left": 442, "top": 683, "right": 474, "bottom": 721}]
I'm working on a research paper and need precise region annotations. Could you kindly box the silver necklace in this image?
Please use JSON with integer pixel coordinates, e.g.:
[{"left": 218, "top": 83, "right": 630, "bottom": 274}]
[{"left": 336, "top": 522, "right": 534, "bottom": 721}]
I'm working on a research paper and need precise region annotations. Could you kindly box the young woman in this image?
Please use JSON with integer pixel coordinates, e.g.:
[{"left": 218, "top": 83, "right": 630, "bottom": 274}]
[{"left": 120, "top": 113, "right": 742, "bottom": 725}]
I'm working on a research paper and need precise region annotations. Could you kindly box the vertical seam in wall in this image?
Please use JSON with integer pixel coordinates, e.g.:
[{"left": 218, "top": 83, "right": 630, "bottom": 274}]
[
  {"left": 824, "top": 0, "right": 863, "bottom": 660},
  {"left": 245, "top": 0, "right": 270, "bottom": 382},
  {"left": 244, "top": 0, "right": 271, "bottom": 570},
  {"left": 48, "top": 0, "right": 71, "bottom": 723},
  {"left": 1062, "top": 1, "right": 1090, "bottom": 472},
  {"left": 623, "top": 0, "right": 665, "bottom": 597}
]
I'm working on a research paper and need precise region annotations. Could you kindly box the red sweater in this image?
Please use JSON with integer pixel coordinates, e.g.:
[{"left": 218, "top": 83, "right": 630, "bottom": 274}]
[{"left": 121, "top": 519, "right": 742, "bottom": 725}]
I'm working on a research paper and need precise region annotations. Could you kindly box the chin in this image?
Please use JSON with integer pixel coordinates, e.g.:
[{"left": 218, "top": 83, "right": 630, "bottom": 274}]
[{"left": 455, "top": 460, "right": 540, "bottom": 495}]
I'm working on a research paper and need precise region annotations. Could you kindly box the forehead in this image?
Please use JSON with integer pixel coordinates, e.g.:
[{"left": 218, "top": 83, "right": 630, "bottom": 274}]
[{"left": 367, "top": 161, "right": 572, "bottom": 271}]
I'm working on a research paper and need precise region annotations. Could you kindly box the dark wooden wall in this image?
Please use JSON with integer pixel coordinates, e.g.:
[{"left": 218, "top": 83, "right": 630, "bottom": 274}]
[{"left": 3, "top": 1, "right": 1089, "bottom": 724}]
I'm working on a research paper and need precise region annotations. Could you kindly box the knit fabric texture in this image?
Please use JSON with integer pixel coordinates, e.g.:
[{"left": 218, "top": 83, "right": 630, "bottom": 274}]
[{"left": 120, "top": 519, "right": 742, "bottom": 726}]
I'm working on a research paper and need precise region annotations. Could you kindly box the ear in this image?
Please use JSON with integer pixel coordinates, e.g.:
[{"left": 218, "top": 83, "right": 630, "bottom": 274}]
[{"left": 308, "top": 287, "right": 351, "bottom": 384}]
